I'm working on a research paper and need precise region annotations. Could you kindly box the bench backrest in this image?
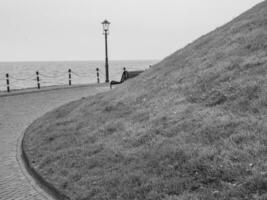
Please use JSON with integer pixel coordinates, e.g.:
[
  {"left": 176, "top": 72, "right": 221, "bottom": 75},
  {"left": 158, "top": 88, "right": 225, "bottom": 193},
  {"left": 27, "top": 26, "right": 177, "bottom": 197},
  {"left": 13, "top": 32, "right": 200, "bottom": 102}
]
[{"left": 121, "top": 70, "right": 144, "bottom": 82}]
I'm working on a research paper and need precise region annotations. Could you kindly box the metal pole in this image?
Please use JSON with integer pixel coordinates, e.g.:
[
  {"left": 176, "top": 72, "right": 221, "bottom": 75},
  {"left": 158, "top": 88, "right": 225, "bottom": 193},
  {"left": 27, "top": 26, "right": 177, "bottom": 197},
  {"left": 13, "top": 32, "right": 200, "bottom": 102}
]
[
  {"left": 104, "top": 31, "right": 109, "bottom": 83},
  {"left": 68, "top": 69, "right": 72, "bottom": 86},
  {"left": 96, "top": 68, "right": 100, "bottom": 84},
  {"left": 6, "top": 73, "right": 10, "bottom": 92},
  {"left": 36, "top": 71, "right": 40, "bottom": 89}
]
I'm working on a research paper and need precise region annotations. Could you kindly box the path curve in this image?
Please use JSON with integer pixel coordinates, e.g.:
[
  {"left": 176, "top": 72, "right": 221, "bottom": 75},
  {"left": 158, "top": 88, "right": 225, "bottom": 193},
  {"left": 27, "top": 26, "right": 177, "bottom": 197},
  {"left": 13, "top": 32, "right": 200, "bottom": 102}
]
[{"left": 0, "top": 85, "right": 109, "bottom": 200}]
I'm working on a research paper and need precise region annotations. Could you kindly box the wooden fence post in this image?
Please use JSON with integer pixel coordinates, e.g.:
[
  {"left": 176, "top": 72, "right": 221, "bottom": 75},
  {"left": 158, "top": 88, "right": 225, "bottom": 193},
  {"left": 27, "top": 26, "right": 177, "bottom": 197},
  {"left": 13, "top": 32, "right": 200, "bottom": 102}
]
[
  {"left": 36, "top": 71, "right": 40, "bottom": 89},
  {"left": 6, "top": 73, "right": 10, "bottom": 92},
  {"left": 68, "top": 69, "right": 72, "bottom": 86},
  {"left": 96, "top": 68, "right": 100, "bottom": 84}
]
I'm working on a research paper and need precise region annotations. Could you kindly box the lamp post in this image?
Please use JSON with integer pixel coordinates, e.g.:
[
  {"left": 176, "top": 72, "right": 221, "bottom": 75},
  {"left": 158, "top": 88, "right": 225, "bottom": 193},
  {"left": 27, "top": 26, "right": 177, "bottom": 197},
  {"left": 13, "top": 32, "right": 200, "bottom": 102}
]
[{"left": 102, "top": 19, "right": 110, "bottom": 83}]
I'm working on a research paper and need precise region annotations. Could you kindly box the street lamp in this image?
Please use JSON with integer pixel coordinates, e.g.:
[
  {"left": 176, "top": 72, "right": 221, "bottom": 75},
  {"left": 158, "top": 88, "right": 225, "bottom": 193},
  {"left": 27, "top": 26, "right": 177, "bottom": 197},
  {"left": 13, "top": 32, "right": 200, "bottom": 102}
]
[{"left": 102, "top": 19, "right": 111, "bottom": 83}]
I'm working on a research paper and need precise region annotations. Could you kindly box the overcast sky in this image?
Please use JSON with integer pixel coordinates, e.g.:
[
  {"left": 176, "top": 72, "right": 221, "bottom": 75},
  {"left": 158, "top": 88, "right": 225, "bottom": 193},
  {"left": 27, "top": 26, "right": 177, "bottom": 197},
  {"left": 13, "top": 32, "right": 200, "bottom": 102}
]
[{"left": 0, "top": 0, "right": 263, "bottom": 61}]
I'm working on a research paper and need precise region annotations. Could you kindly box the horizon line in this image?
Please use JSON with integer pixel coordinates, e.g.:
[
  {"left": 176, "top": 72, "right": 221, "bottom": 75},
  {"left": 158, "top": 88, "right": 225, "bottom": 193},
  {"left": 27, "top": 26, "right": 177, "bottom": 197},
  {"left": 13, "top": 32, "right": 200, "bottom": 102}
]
[{"left": 0, "top": 59, "right": 160, "bottom": 63}]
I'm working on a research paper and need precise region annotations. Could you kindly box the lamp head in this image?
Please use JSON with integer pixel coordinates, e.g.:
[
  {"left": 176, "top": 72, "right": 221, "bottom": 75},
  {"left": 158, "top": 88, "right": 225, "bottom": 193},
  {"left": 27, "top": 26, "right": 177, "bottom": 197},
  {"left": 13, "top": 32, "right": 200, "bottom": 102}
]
[{"left": 102, "top": 19, "right": 110, "bottom": 34}]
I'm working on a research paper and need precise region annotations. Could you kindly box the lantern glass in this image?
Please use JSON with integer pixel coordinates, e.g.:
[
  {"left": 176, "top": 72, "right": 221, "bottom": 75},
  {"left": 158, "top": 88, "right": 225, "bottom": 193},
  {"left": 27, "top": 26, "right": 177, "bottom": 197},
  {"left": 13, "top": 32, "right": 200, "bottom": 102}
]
[{"left": 102, "top": 19, "right": 110, "bottom": 32}]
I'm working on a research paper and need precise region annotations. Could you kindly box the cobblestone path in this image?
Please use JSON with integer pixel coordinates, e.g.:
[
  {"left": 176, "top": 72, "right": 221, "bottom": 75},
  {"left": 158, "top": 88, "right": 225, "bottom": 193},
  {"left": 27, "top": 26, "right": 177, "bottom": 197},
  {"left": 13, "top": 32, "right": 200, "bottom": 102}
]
[{"left": 0, "top": 85, "right": 108, "bottom": 200}]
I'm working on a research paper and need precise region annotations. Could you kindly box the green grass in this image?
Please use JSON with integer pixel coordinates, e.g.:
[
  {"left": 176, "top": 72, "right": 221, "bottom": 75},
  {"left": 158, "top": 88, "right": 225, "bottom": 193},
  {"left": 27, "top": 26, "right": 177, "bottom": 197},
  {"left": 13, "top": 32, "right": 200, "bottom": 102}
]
[{"left": 23, "top": 1, "right": 267, "bottom": 200}]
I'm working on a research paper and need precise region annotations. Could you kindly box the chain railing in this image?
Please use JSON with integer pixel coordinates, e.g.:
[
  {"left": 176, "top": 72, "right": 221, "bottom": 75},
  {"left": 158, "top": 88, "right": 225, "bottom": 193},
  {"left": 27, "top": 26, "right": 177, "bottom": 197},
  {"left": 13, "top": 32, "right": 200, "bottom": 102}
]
[
  {"left": 2, "top": 68, "right": 104, "bottom": 93},
  {"left": 2, "top": 66, "right": 150, "bottom": 93}
]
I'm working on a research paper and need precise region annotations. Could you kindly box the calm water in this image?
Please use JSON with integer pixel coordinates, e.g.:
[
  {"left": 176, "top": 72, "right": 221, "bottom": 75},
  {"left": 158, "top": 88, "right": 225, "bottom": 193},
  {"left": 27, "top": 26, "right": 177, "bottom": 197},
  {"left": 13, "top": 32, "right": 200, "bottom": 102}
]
[{"left": 0, "top": 60, "right": 157, "bottom": 91}]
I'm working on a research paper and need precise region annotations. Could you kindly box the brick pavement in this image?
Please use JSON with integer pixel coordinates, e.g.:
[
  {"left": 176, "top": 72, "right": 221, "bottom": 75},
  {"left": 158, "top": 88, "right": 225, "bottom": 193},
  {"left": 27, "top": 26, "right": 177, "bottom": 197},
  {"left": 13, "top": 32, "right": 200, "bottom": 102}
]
[{"left": 0, "top": 85, "right": 109, "bottom": 200}]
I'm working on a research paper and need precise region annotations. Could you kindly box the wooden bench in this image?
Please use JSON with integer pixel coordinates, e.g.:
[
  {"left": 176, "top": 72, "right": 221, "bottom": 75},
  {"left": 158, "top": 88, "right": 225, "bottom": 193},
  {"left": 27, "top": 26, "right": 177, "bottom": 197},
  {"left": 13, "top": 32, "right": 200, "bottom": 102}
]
[{"left": 110, "top": 69, "right": 144, "bottom": 88}]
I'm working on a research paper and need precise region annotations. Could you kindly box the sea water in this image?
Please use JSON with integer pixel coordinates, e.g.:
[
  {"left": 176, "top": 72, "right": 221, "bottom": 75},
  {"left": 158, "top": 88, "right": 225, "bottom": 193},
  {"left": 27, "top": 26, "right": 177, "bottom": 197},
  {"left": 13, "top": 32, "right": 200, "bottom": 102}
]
[{"left": 0, "top": 60, "right": 157, "bottom": 91}]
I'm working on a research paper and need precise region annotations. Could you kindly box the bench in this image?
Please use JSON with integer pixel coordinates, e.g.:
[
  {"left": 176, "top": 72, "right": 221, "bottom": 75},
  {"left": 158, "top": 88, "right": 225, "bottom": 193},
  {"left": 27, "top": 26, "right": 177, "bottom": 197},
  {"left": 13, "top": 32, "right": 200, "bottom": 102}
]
[{"left": 110, "top": 69, "right": 144, "bottom": 88}]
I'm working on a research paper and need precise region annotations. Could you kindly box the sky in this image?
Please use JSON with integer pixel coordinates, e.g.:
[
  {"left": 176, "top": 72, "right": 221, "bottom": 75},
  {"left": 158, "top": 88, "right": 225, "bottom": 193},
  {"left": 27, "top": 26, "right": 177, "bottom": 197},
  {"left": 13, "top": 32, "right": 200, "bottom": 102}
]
[{"left": 0, "top": 0, "right": 263, "bottom": 61}]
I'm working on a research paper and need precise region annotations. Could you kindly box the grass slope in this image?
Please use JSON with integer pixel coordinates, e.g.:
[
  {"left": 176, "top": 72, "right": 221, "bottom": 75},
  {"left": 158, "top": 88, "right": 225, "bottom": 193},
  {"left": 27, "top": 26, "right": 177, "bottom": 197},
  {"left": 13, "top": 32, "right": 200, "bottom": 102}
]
[{"left": 23, "top": 1, "right": 267, "bottom": 200}]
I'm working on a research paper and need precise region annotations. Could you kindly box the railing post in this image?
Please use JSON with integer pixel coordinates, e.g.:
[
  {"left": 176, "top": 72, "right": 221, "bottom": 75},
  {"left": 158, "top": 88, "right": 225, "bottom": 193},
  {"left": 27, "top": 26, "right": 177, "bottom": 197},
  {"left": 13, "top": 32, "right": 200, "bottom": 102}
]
[
  {"left": 68, "top": 69, "right": 72, "bottom": 86},
  {"left": 36, "top": 71, "right": 40, "bottom": 89},
  {"left": 96, "top": 68, "right": 100, "bottom": 84},
  {"left": 6, "top": 73, "right": 10, "bottom": 92}
]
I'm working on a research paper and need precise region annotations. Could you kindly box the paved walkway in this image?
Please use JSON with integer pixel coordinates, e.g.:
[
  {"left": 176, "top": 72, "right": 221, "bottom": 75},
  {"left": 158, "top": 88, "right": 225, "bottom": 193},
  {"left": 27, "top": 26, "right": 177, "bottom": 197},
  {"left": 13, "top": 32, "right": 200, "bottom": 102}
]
[{"left": 0, "top": 85, "right": 109, "bottom": 200}]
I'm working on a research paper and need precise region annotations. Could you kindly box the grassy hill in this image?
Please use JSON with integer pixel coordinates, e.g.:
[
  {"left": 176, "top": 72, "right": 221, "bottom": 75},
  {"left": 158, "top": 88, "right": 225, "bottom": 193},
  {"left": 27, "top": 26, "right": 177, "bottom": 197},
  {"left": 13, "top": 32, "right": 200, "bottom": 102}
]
[{"left": 23, "top": 1, "right": 267, "bottom": 200}]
